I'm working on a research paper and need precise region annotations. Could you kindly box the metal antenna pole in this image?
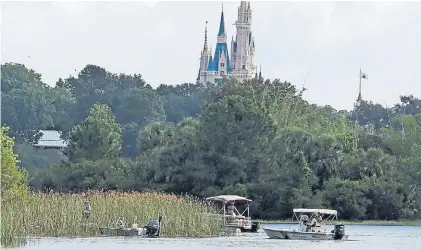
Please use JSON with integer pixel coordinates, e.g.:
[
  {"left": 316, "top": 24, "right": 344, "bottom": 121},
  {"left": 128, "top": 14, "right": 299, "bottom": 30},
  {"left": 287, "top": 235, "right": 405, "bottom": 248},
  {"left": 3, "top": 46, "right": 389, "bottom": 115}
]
[{"left": 359, "top": 68, "right": 362, "bottom": 98}]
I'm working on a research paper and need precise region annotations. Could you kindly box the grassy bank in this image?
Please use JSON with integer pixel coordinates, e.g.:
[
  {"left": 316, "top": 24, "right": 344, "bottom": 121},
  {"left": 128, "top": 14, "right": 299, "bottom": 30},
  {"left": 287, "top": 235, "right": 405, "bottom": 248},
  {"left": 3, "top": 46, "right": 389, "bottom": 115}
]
[
  {"left": 256, "top": 219, "right": 421, "bottom": 226},
  {"left": 1, "top": 191, "right": 221, "bottom": 247}
]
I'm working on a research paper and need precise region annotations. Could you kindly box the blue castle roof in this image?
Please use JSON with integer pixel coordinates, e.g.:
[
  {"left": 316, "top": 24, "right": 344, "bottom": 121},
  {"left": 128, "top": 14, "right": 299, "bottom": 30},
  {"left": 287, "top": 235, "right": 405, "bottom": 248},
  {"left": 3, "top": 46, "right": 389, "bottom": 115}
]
[
  {"left": 218, "top": 9, "right": 226, "bottom": 37},
  {"left": 207, "top": 43, "right": 231, "bottom": 73},
  {"left": 207, "top": 9, "right": 231, "bottom": 73},
  {"left": 198, "top": 6, "right": 234, "bottom": 83},
  {"left": 207, "top": 55, "right": 213, "bottom": 71}
]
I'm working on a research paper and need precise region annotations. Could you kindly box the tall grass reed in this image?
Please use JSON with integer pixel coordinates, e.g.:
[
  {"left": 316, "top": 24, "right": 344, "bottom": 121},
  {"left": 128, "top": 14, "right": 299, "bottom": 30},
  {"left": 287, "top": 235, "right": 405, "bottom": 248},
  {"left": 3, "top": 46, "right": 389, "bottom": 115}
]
[{"left": 1, "top": 190, "right": 222, "bottom": 247}]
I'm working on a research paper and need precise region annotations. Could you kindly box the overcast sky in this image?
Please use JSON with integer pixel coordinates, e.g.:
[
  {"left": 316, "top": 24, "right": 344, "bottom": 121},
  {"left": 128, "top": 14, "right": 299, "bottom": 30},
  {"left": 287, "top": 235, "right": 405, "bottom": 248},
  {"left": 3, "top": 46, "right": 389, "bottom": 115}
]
[{"left": 1, "top": 1, "right": 420, "bottom": 110}]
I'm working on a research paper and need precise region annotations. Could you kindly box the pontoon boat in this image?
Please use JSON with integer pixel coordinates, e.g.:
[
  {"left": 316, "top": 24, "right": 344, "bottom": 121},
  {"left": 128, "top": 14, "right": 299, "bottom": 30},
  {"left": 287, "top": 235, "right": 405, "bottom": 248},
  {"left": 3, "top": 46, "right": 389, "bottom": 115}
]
[{"left": 206, "top": 195, "right": 260, "bottom": 233}]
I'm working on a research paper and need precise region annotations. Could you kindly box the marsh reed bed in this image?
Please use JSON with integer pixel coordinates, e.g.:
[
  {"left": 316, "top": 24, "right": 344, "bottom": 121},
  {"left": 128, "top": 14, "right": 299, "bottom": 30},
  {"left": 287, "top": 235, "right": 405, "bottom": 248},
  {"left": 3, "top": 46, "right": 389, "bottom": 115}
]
[{"left": 1, "top": 190, "right": 221, "bottom": 247}]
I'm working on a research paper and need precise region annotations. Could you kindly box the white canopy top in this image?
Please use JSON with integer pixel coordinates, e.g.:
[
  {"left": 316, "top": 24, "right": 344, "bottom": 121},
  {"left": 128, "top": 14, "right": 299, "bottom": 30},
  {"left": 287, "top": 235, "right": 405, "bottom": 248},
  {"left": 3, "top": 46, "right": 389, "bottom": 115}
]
[
  {"left": 293, "top": 208, "right": 337, "bottom": 216},
  {"left": 206, "top": 195, "right": 252, "bottom": 203}
]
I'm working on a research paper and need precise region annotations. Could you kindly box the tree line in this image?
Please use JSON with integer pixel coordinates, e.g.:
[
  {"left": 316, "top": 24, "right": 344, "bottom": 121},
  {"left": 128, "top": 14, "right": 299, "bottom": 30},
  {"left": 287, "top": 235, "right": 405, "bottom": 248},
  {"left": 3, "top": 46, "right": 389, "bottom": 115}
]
[{"left": 1, "top": 62, "right": 420, "bottom": 220}]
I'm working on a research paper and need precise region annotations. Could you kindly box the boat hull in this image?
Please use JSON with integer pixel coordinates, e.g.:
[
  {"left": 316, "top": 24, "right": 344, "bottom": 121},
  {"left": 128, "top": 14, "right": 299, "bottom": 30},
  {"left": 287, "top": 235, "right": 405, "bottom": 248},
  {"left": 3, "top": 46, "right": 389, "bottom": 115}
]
[
  {"left": 99, "top": 227, "right": 160, "bottom": 237},
  {"left": 262, "top": 228, "right": 348, "bottom": 240},
  {"left": 210, "top": 214, "right": 260, "bottom": 233}
]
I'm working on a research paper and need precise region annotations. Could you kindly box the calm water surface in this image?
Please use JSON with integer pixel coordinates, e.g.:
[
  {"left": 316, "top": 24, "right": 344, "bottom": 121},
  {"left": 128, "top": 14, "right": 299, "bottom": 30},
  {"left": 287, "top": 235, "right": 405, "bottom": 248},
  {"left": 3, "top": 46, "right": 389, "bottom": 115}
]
[{"left": 10, "top": 224, "right": 421, "bottom": 250}]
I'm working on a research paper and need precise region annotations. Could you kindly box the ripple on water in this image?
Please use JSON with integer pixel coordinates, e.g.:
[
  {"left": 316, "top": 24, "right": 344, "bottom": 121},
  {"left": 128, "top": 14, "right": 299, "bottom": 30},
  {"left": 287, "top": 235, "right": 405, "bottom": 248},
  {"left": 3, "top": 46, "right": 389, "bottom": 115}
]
[{"left": 17, "top": 225, "right": 421, "bottom": 250}]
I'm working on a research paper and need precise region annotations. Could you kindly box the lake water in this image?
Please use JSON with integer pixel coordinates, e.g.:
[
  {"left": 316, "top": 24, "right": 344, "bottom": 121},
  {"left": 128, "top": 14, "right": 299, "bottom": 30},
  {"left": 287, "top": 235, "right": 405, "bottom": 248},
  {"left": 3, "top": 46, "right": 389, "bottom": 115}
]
[{"left": 8, "top": 224, "right": 421, "bottom": 250}]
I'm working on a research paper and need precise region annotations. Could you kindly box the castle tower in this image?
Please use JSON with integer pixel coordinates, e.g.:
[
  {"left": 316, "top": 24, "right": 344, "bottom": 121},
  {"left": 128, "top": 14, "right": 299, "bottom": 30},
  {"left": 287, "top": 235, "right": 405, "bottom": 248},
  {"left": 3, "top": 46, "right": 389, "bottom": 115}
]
[
  {"left": 197, "top": 21, "right": 211, "bottom": 83},
  {"left": 230, "top": 1, "right": 256, "bottom": 80},
  {"left": 196, "top": 1, "right": 257, "bottom": 84},
  {"left": 209, "top": 4, "right": 232, "bottom": 84}
]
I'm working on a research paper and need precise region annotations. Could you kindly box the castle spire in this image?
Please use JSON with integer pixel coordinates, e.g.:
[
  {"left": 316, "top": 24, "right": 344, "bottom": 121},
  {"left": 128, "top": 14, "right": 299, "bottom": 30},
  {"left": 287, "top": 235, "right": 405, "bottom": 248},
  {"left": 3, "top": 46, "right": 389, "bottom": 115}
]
[
  {"left": 197, "top": 1, "right": 256, "bottom": 84},
  {"left": 217, "top": 3, "right": 226, "bottom": 37},
  {"left": 203, "top": 21, "right": 208, "bottom": 51}
]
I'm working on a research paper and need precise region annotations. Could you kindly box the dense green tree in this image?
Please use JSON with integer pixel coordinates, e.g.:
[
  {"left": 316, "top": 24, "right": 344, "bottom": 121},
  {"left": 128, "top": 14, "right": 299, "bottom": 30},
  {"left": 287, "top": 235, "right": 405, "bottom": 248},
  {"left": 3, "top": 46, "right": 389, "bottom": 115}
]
[
  {"left": 157, "top": 83, "right": 207, "bottom": 123},
  {"left": 65, "top": 104, "right": 122, "bottom": 163},
  {"left": 14, "top": 143, "right": 64, "bottom": 175},
  {"left": 3, "top": 62, "right": 421, "bottom": 221},
  {"left": 1, "top": 63, "right": 56, "bottom": 142},
  {"left": 30, "top": 158, "right": 134, "bottom": 192},
  {"left": 58, "top": 65, "right": 166, "bottom": 157},
  {"left": 1, "top": 127, "right": 29, "bottom": 201},
  {"left": 199, "top": 94, "right": 276, "bottom": 186},
  {"left": 323, "top": 178, "right": 370, "bottom": 220}
]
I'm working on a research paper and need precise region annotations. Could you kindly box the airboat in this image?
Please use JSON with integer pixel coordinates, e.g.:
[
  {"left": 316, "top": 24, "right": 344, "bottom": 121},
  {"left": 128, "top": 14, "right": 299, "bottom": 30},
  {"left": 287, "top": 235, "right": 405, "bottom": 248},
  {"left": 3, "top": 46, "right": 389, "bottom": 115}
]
[
  {"left": 262, "top": 208, "right": 348, "bottom": 240},
  {"left": 205, "top": 195, "right": 260, "bottom": 233}
]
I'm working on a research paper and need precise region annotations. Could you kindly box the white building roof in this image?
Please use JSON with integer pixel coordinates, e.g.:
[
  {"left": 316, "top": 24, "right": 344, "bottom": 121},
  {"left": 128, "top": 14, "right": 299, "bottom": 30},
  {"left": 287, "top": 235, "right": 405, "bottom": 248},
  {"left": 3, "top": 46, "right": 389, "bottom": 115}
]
[{"left": 33, "top": 130, "right": 68, "bottom": 148}]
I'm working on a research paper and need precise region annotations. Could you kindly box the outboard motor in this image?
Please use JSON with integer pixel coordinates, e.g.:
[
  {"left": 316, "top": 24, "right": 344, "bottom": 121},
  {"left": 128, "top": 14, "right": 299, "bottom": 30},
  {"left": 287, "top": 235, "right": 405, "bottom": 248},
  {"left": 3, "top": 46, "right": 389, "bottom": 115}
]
[
  {"left": 145, "top": 216, "right": 162, "bottom": 237},
  {"left": 333, "top": 224, "right": 345, "bottom": 240}
]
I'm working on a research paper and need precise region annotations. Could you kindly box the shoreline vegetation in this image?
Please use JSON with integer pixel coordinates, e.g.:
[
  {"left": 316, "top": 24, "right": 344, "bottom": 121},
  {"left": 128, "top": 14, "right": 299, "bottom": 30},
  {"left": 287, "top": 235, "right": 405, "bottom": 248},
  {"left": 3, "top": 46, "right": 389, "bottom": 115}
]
[
  {"left": 257, "top": 219, "right": 421, "bottom": 227},
  {"left": 0, "top": 191, "right": 221, "bottom": 248},
  {"left": 2, "top": 191, "right": 421, "bottom": 248},
  {"left": 2, "top": 63, "right": 421, "bottom": 247}
]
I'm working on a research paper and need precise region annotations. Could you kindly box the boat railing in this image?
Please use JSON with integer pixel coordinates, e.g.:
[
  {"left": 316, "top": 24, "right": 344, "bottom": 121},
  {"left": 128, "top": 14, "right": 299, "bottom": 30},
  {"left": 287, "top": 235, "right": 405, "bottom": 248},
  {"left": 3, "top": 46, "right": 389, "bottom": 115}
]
[
  {"left": 233, "top": 205, "right": 250, "bottom": 218},
  {"left": 210, "top": 203, "right": 250, "bottom": 218},
  {"left": 223, "top": 216, "right": 251, "bottom": 227},
  {"left": 290, "top": 209, "right": 339, "bottom": 232}
]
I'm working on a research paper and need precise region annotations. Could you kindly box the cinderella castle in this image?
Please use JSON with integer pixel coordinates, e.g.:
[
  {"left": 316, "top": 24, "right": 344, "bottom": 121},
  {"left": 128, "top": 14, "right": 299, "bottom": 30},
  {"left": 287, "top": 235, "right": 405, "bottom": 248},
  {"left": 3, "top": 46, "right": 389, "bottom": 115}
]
[{"left": 196, "top": 1, "right": 261, "bottom": 84}]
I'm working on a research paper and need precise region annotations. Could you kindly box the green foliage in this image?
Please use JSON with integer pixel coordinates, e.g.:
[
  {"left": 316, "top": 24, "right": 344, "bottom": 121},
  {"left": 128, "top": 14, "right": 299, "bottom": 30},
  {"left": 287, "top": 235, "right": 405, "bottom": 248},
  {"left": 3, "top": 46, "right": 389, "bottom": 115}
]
[
  {"left": 14, "top": 143, "right": 63, "bottom": 175},
  {"left": 1, "top": 63, "right": 55, "bottom": 142},
  {"left": 30, "top": 158, "right": 134, "bottom": 192},
  {"left": 157, "top": 83, "right": 207, "bottom": 123},
  {"left": 57, "top": 65, "right": 166, "bottom": 157},
  {"left": 0, "top": 126, "right": 29, "bottom": 201},
  {"left": 65, "top": 104, "right": 122, "bottom": 162},
  {"left": 3, "top": 62, "right": 421, "bottom": 221},
  {"left": 323, "top": 178, "right": 370, "bottom": 220}
]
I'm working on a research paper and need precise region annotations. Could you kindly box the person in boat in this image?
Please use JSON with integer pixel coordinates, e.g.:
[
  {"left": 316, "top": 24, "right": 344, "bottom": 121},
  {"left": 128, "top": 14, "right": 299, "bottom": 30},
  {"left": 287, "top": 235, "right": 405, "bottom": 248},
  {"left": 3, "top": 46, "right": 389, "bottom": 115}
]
[
  {"left": 316, "top": 212, "right": 323, "bottom": 226},
  {"left": 307, "top": 213, "right": 319, "bottom": 231},
  {"left": 303, "top": 215, "right": 313, "bottom": 232},
  {"left": 308, "top": 212, "right": 323, "bottom": 230},
  {"left": 226, "top": 201, "right": 236, "bottom": 222},
  {"left": 300, "top": 215, "right": 308, "bottom": 225},
  {"left": 116, "top": 217, "right": 125, "bottom": 228},
  {"left": 227, "top": 201, "right": 235, "bottom": 216},
  {"left": 299, "top": 215, "right": 311, "bottom": 232}
]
